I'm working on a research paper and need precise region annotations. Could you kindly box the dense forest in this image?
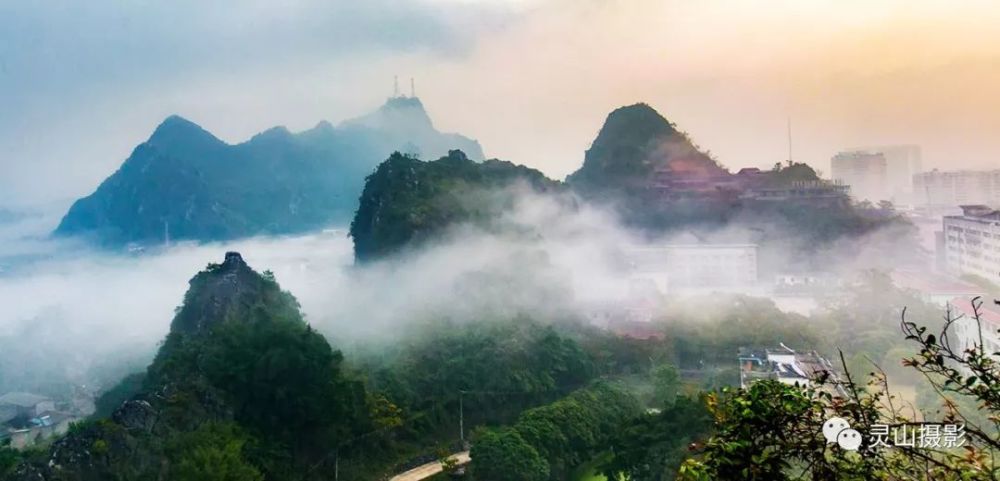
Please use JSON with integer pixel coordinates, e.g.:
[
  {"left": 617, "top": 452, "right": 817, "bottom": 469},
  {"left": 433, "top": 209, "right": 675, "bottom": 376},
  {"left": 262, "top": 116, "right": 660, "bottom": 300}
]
[
  {"left": 0, "top": 253, "right": 669, "bottom": 481},
  {"left": 350, "top": 149, "right": 561, "bottom": 261}
]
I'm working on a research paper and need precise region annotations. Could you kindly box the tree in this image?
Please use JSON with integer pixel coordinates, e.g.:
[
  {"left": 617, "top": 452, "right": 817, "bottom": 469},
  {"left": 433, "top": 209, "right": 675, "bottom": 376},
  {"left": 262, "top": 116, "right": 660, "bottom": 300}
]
[
  {"left": 436, "top": 447, "right": 461, "bottom": 475},
  {"left": 676, "top": 297, "right": 1000, "bottom": 481},
  {"left": 471, "top": 428, "right": 549, "bottom": 481},
  {"left": 0, "top": 441, "right": 19, "bottom": 478},
  {"left": 167, "top": 422, "right": 263, "bottom": 481},
  {"left": 651, "top": 364, "right": 681, "bottom": 408},
  {"left": 601, "top": 395, "right": 712, "bottom": 481}
]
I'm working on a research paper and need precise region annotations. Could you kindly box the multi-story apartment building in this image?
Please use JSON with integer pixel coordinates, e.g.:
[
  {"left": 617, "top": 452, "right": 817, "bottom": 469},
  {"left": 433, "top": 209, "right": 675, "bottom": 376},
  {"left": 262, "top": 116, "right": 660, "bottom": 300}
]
[
  {"left": 949, "top": 297, "right": 1000, "bottom": 368},
  {"left": 913, "top": 169, "right": 1000, "bottom": 208},
  {"left": 853, "top": 145, "right": 923, "bottom": 204},
  {"left": 942, "top": 205, "right": 1000, "bottom": 282},
  {"left": 831, "top": 151, "right": 889, "bottom": 202}
]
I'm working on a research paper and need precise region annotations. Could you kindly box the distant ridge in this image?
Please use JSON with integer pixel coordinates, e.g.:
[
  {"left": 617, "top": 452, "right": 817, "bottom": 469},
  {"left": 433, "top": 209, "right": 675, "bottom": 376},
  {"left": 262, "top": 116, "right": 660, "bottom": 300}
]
[{"left": 54, "top": 97, "right": 483, "bottom": 247}]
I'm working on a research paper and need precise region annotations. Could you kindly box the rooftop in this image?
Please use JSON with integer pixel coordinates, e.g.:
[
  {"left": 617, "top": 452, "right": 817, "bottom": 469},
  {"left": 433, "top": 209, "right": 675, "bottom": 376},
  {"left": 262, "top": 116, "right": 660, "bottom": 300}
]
[
  {"left": 890, "top": 270, "right": 985, "bottom": 296},
  {"left": 0, "top": 392, "right": 51, "bottom": 408},
  {"left": 949, "top": 297, "right": 1000, "bottom": 327}
]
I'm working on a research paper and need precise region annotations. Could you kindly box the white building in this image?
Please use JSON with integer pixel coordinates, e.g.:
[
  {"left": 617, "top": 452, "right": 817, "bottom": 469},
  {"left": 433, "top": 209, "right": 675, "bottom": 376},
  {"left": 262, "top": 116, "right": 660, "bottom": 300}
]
[
  {"left": 738, "top": 346, "right": 845, "bottom": 395},
  {"left": 627, "top": 243, "right": 758, "bottom": 290},
  {"left": 831, "top": 151, "right": 889, "bottom": 202},
  {"left": 0, "top": 392, "right": 55, "bottom": 418},
  {"left": 949, "top": 297, "right": 1000, "bottom": 363},
  {"left": 0, "top": 392, "right": 77, "bottom": 450},
  {"left": 846, "top": 145, "right": 923, "bottom": 204},
  {"left": 942, "top": 205, "right": 1000, "bottom": 283},
  {"left": 913, "top": 169, "right": 1000, "bottom": 209}
]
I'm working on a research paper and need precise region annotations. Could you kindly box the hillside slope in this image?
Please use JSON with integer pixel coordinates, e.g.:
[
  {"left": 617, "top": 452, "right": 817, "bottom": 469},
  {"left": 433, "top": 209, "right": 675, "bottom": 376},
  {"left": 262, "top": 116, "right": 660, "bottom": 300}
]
[
  {"left": 54, "top": 97, "right": 482, "bottom": 247},
  {"left": 349, "top": 149, "right": 561, "bottom": 261},
  {"left": 6, "top": 252, "right": 369, "bottom": 481}
]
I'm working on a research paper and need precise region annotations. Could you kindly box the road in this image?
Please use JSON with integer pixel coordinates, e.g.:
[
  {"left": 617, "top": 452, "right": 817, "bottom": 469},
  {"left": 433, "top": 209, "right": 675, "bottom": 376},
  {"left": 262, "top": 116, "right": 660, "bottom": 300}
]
[{"left": 388, "top": 451, "right": 471, "bottom": 481}]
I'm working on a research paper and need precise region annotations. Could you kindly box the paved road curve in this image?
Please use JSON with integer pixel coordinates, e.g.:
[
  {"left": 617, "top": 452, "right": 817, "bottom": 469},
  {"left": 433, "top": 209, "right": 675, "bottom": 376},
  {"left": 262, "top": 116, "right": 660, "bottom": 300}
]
[{"left": 388, "top": 451, "right": 471, "bottom": 481}]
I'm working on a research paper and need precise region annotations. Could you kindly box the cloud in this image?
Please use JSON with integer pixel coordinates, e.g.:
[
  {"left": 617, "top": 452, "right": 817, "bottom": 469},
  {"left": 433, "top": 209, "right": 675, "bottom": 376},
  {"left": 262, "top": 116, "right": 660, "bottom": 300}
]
[
  {"left": 0, "top": 190, "right": 635, "bottom": 393},
  {"left": 0, "top": 0, "right": 523, "bottom": 205},
  {"left": 0, "top": 186, "right": 922, "bottom": 396}
]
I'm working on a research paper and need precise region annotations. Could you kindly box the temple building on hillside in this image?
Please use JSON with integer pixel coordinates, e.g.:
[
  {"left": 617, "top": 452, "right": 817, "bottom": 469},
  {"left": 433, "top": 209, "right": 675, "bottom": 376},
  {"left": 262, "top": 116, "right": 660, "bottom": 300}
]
[{"left": 650, "top": 165, "right": 850, "bottom": 206}]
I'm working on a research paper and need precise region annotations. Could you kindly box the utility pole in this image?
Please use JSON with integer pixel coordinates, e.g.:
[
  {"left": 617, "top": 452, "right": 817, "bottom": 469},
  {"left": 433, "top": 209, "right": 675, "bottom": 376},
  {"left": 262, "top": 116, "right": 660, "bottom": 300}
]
[
  {"left": 459, "top": 391, "right": 465, "bottom": 445},
  {"left": 334, "top": 449, "right": 339, "bottom": 481},
  {"left": 787, "top": 116, "right": 793, "bottom": 166}
]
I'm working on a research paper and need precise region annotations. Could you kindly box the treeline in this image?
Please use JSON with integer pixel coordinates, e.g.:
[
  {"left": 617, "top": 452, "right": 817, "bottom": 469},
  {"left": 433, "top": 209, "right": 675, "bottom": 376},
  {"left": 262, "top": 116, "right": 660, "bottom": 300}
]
[
  {"left": 470, "top": 382, "right": 642, "bottom": 481},
  {"left": 336, "top": 318, "right": 664, "bottom": 476}
]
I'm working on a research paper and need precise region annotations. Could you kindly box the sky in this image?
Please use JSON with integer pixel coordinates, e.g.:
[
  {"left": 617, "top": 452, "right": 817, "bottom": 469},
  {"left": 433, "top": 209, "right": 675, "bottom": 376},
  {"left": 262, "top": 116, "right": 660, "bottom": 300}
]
[{"left": 2, "top": 0, "right": 1000, "bottom": 209}]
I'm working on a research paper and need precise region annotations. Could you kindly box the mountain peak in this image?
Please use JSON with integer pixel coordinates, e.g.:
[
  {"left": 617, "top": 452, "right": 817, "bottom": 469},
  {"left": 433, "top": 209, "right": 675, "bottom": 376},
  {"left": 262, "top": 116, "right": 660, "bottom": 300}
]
[
  {"left": 344, "top": 96, "right": 434, "bottom": 132},
  {"left": 221, "top": 251, "right": 248, "bottom": 271},
  {"left": 381, "top": 95, "right": 426, "bottom": 111},
  {"left": 148, "top": 115, "right": 224, "bottom": 148},
  {"left": 168, "top": 251, "right": 296, "bottom": 335},
  {"left": 591, "top": 103, "right": 678, "bottom": 149},
  {"left": 567, "top": 102, "right": 723, "bottom": 189}
]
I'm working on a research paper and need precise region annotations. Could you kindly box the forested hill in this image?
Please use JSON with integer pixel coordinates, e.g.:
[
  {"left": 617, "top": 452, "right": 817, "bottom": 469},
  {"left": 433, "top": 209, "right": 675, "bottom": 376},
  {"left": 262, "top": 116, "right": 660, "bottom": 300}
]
[
  {"left": 566, "top": 102, "right": 726, "bottom": 196},
  {"left": 349, "top": 149, "right": 561, "bottom": 261},
  {"left": 53, "top": 97, "right": 483, "bottom": 247},
  {"left": 7, "top": 252, "right": 370, "bottom": 480}
]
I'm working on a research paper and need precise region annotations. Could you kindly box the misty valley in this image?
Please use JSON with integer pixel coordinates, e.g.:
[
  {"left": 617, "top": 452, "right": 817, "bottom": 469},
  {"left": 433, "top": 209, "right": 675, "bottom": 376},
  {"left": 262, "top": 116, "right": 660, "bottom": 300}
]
[
  {"left": 2, "top": 95, "right": 995, "bottom": 481},
  {"left": 4, "top": 8, "right": 1000, "bottom": 478}
]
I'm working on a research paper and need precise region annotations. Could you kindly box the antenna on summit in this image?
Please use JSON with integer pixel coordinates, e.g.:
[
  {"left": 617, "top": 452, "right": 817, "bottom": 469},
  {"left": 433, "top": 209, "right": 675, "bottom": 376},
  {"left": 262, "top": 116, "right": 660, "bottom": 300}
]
[
  {"left": 393, "top": 75, "right": 399, "bottom": 98},
  {"left": 410, "top": 77, "right": 415, "bottom": 98}
]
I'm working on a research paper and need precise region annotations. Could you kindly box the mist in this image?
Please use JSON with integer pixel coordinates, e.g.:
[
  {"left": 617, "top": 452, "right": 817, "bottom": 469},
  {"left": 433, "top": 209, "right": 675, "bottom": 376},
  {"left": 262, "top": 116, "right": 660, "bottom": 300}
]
[{"left": 0, "top": 186, "right": 921, "bottom": 397}]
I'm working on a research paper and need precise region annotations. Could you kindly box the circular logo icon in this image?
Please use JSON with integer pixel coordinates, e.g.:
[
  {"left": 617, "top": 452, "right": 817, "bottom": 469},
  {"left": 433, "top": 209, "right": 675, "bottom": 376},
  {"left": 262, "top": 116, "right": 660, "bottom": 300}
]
[
  {"left": 822, "top": 417, "right": 850, "bottom": 444},
  {"left": 837, "top": 428, "right": 862, "bottom": 451}
]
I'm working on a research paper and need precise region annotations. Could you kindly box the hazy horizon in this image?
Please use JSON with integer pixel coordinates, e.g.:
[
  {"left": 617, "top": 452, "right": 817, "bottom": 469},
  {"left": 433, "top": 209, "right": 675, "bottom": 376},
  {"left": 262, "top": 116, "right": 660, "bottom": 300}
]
[{"left": 3, "top": 0, "right": 1000, "bottom": 208}]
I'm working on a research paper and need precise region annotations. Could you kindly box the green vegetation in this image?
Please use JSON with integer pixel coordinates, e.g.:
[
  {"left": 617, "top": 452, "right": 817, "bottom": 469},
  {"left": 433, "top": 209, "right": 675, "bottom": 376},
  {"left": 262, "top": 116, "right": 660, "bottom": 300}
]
[
  {"left": 55, "top": 98, "right": 483, "bottom": 247},
  {"left": 0, "top": 441, "right": 19, "bottom": 479},
  {"left": 5, "top": 255, "right": 371, "bottom": 480},
  {"left": 566, "top": 103, "right": 725, "bottom": 195},
  {"left": 350, "top": 150, "right": 561, "bottom": 261},
  {"left": 93, "top": 372, "right": 145, "bottom": 418},
  {"left": 600, "top": 396, "right": 712, "bottom": 481},
  {"left": 674, "top": 300, "right": 1000, "bottom": 481},
  {"left": 165, "top": 422, "right": 263, "bottom": 481},
  {"left": 471, "top": 382, "right": 642, "bottom": 481},
  {"left": 472, "top": 429, "right": 550, "bottom": 481},
  {"left": 764, "top": 161, "right": 821, "bottom": 186},
  {"left": 571, "top": 453, "right": 612, "bottom": 481}
]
